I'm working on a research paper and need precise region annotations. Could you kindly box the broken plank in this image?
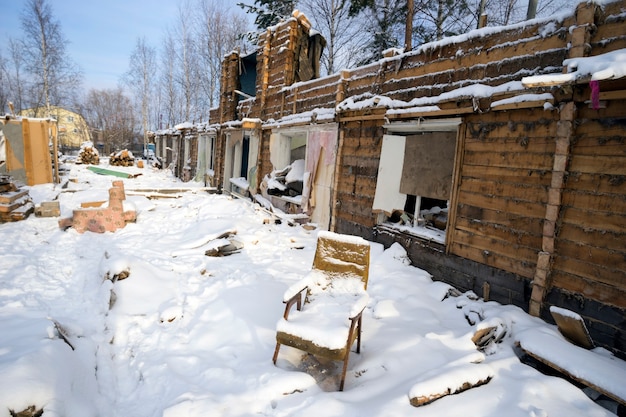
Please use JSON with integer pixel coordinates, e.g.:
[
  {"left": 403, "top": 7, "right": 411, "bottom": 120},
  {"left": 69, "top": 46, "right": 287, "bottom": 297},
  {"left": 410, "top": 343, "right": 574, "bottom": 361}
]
[
  {"left": 0, "top": 190, "right": 28, "bottom": 204},
  {"left": 409, "top": 363, "right": 494, "bottom": 407},
  {"left": 516, "top": 327, "right": 626, "bottom": 406},
  {"left": 549, "top": 306, "right": 595, "bottom": 350}
]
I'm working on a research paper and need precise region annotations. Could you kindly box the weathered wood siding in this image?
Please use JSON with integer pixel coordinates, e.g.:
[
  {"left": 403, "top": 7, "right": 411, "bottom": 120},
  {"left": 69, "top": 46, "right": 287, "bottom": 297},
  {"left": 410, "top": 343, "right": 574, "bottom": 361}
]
[
  {"left": 333, "top": 120, "right": 383, "bottom": 239},
  {"left": 552, "top": 99, "right": 626, "bottom": 309},
  {"left": 449, "top": 109, "right": 557, "bottom": 280}
]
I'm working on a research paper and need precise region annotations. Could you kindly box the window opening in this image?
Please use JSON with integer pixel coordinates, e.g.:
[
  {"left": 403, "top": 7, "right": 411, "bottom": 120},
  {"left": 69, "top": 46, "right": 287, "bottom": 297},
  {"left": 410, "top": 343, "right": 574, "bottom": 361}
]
[{"left": 374, "top": 124, "right": 458, "bottom": 244}]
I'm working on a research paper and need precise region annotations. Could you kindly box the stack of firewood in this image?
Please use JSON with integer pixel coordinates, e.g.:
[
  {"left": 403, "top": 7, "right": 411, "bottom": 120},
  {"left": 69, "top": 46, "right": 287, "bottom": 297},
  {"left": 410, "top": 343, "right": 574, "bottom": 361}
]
[
  {"left": 78, "top": 145, "right": 100, "bottom": 165},
  {"left": 109, "top": 149, "right": 135, "bottom": 167}
]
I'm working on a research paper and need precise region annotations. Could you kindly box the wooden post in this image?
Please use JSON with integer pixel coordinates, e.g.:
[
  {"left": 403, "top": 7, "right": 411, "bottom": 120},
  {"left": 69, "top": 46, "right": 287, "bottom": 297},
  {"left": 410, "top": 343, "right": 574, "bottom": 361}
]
[
  {"left": 528, "top": 1, "right": 596, "bottom": 317},
  {"left": 51, "top": 120, "right": 60, "bottom": 184},
  {"left": 529, "top": 102, "right": 576, "bottom": 317}
]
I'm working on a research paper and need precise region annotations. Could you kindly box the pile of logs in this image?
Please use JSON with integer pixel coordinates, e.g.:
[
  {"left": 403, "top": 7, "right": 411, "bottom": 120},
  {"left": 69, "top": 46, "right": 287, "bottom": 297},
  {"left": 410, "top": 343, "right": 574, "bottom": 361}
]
[
  {"left": 109, "top": 149, "right": 135, "bottom": 167},
  {"left": 77, "top": 145, "right": 100, "bottom": 165}
]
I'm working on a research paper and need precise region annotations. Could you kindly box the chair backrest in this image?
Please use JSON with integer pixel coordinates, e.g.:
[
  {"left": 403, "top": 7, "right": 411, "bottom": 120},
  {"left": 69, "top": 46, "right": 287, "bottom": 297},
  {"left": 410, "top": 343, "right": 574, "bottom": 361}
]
[{"left": 312, "top": 231, "right": 371, "bottom": 289}]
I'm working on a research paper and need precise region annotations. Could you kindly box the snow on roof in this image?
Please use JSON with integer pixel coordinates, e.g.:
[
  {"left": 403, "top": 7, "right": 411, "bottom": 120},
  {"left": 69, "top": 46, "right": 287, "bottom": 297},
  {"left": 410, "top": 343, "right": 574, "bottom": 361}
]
[
  {"left": 264, "top": 108, "right": 335, "bottom": 128},
  {"left": 341, "top": 81, "right": 533, "bottom": 114},
  {"left": 523, "top": 48, "right": 626, "bottom": 86},
  {"left": 174, "top": 122, "right": 194, "bottom": 130}
]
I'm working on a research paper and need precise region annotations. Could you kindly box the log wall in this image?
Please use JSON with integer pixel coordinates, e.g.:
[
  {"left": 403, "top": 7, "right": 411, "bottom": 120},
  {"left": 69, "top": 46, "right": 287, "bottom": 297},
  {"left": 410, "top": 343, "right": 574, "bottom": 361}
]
[
  {"left": 204, "top": 1, "right": 626, "bottom": 355},
  {"left": 449, "top": 109, "right": 558, "bottom": 280}
]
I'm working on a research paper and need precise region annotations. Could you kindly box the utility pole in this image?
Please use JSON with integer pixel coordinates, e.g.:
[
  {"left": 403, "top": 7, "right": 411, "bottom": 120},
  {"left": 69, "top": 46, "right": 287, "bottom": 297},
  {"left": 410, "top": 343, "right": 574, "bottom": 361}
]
[
  {"left": 405, "top": 0, "right": 414, "bottom": 52},
  {"left": 526, "top": 0, "right": 538, "bottom": 20}
]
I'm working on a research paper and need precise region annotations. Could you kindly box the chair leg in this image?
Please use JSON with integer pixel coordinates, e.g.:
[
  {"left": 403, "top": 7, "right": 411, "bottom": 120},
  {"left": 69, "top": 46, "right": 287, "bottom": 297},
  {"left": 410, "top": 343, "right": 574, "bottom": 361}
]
[
  {"left": 356, "top": 316, "right": 362, "bottom": 354},
  {"left": 339, "top": 350, "right": 352, "bottom": 391},
  {"left": 272, "top": 342, "right": 281, "bottom": 364}
]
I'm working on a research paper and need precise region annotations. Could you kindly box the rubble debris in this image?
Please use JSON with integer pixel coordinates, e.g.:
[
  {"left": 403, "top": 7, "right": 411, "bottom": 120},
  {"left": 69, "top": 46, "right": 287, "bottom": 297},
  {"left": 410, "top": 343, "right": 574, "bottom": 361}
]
[
  {"left": 58, "top": 180, "right": 137, "bottom": 233},
  {"left": 0, "top": 176, "right": 33, "bottom": 222},
  {"left": 34, "top": 201, "right": 60, "bottom": 217},
  {"left": 9, "top": 405, "right": 43, "bottom": 417},
  {"left": 472, "top": 319, "right": 508, "bottom": 353},
  {"left": 77, "top": 142, "right": 100, "bottom": 165},
  {"left": 50, "top": 319, "right": 75, "bottom": 351},
  {"left": 204, "top": 236, "right": 243, "bottom": 257},
  {"left": 265, "top": 159, "right": 305, "bottom": 198},
  {"left": 109, "top": 149, "right": 135, "bottom": 167}
]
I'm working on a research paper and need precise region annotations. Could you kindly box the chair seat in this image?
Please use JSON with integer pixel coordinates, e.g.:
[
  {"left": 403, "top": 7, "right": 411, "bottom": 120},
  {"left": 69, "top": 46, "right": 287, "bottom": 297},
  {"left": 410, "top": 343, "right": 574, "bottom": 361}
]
[{"left": 277, "top": 290, "right": 367, "bottom": 358}]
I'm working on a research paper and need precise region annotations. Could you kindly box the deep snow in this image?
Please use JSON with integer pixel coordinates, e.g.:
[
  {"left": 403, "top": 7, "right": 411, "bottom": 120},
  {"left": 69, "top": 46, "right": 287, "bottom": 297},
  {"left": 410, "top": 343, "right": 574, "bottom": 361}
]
[{"left": 0, "top": 162, "right": 622, "bottom": 416}]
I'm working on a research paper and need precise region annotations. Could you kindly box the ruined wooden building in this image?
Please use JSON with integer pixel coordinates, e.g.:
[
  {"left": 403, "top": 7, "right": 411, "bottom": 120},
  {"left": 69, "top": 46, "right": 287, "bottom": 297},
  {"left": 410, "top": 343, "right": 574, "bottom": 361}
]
[{"left": 153, "top": 2, "right": 626, "bottom": 357}]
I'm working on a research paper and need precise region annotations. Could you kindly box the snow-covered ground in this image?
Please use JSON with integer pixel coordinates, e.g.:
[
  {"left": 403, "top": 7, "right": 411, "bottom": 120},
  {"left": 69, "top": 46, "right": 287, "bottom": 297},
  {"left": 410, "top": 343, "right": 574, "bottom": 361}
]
[{"left": 0, "top": 162, "right": 622, "bottom": 416}]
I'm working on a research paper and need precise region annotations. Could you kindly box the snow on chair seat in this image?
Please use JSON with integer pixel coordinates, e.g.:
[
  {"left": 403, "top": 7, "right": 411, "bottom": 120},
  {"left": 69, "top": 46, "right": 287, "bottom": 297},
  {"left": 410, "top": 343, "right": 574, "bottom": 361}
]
[
  {"left": 516, "top": 309, "right": 626, "bottom": 406},
  {"left": 272, "top": 231, "right": 371, "bottom": 391}
]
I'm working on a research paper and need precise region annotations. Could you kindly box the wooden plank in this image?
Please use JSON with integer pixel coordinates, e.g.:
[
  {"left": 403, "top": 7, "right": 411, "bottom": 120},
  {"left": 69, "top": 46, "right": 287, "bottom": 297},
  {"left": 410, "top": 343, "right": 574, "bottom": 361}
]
[
  {"left": 573, "top": 123, "right": 626, "bottom": 136},
  {"left": 457, "top": 190, "right": 546, "bottom": 218},
  {"left": 0, "top": 190, "right": 28, "bottom": 204},
  {"left": 387, "top": 106, "right": 474, "bottom": 119},
  {"left": 571, "top": 138, "right": 626, "bottom": 157},
  {"left": 561, "top": 189, "right": 626, "bottom": 214},
  {"left": 409, "top": 364, "right": 493, "bottom": 407},
  {"left": 491, "top": 98, "right": 554, "bottom": 111},
  {"left": 455, "top": 216, "right": 542, "bottom": 248},
  {"left": 453, "top": 228, "right": 539, "bottom": 264},
  {"left": 552, "top": 255, "right": 626, "bottom": 289},
  {"left": 555, "top": 239, "right": 626, "bottom": 275},
  {"left": 561, "top": 206, "right": 625, "bottom": 234},
  {"left": 558, "top": 223, "right": 625, "bottom": 253},
  {"left": 449, "top": 241, "right": 536, "bottom": 279},
  {"left": 551, "top": 270, "right": 626, "bottom": 309},
  {"left": 568, "top": 154, "right": 626, "bottom": 175},
  {"left": 456, "top": 205, "right": 544, "bottom": 233},
  {"left": 461, "top": 165, "right": 552, "bottom": 187},
  {"left": 463, "top": 150, "right": 553, "bottom": 170},
  {"left": 460, "top": 177, "right": 549, "bottom": 204},
  {"left": 564, "top": 172, "right": 626, "bottom": 194},
  {"left": 518, "top": 343, "right": 626, "bottom": 406},
  {"left": 464, "top": 136, "right": 556, "bottom": 154},
  {"left": 550, "top": 306, "right": 595, "bottom": 349}
]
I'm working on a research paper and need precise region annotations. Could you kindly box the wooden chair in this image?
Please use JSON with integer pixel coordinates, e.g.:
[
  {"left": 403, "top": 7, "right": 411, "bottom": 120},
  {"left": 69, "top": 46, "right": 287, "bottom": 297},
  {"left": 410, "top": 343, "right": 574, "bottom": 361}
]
[{"left": 272, "top": 231, "right": 371, "bottom": 391}]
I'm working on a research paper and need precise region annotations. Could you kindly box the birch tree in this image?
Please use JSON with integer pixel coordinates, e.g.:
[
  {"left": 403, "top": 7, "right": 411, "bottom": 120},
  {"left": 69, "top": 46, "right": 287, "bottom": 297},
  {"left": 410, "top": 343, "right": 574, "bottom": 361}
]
[
  {"left": 122, "top": 37, "right": 156, "bottom": 151},
  {"left": 20, "top": 0, "right": 81, "bottom": 116}
]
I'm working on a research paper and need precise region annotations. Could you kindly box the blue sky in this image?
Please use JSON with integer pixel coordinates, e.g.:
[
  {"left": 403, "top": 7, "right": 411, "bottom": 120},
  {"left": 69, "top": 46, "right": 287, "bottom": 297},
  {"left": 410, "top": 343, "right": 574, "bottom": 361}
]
[{"left": 1, "top": 0, "right": 181, "bottom": 90}]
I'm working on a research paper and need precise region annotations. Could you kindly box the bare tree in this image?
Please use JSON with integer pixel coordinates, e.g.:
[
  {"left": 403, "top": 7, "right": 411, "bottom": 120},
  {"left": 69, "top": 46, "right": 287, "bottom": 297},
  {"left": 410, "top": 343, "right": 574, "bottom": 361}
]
[
  {"left": 159, "top": 30, "right": 182, "bottom": 128},
  {"left": 172, "top": 2, "right": 200, "bottom": 123},
  {"left": 196, "top": 0, "right": 250, "bottom": 108},
  {"left": 122, "top": 37, "right": 156, "bottom": 153},
  {"left": 300, "top": 0, "right": 369, "bottom": 75},
  {"left": 20, "top": 0, "right": 81, "bottom": 116},
  {"left": 82, "top": 88, "right": 136, "bottom": 153}
]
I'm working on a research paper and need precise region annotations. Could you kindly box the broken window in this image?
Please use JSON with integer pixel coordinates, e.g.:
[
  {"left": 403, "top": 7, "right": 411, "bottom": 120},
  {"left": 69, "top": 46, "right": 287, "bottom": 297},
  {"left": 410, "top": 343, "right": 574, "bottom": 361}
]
[
  {"left": 264, "top": 126, "right": 338, "bottom": 229},
  {"left": 374, "top": 120, "right": 460, "bottom": 243},
  {"left": 195, "top": 133, "right": 216, "bottom": 185},
  {"left": 225, "top": 130, "right": 259, "bottom": 196}
]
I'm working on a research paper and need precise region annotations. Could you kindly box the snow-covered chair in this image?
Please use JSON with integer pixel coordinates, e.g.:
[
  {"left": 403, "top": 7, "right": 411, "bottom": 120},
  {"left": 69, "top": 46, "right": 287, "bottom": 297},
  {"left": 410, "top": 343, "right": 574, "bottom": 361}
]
[{"left": 272, "top": 231, "right": 371, "bottom": 391}]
